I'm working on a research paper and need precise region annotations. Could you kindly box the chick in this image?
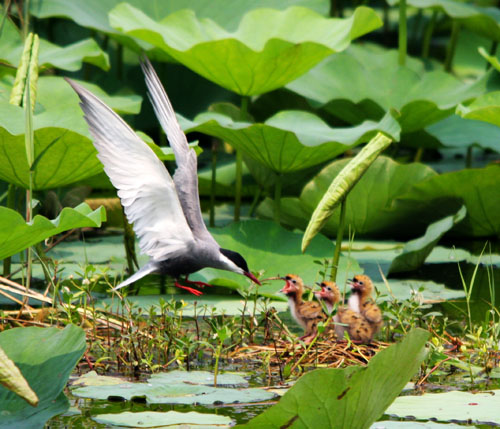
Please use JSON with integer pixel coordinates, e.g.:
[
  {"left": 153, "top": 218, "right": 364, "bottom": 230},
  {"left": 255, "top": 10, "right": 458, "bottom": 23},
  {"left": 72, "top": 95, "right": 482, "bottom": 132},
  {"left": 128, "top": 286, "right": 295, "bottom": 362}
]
[
  {"left": 348, "top": 275, "right": 383, "bottom": 335},
  {"left": 281, "top": 274, "right": 326, "bottom": 344},
  {"left": 315, "top": 281, "right": 374, "bottom": 343}
]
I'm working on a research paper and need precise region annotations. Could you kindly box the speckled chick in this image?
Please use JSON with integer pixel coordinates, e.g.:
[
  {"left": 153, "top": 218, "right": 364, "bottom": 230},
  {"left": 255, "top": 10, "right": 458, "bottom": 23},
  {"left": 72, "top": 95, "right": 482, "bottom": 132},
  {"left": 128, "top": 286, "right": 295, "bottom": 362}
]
[
  {"left": 348, "top": 275, "right": 383, "bottom": 336},
  {"left": 315, "top": 281, "right": 374, "bottom": 343},
  {"left": 281, "top": 274, "right": 327, "bottom": 344}
]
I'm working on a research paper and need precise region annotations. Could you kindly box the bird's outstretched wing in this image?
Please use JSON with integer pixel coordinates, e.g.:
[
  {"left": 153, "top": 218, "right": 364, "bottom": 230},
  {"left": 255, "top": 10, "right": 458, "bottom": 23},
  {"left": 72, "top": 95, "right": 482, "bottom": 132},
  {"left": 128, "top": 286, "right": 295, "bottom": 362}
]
[
  {"left": 140, "top": 57, "right": 218, "bottom": 246},
  {"left": 66, "top": 78, "right": 195, "bottom": 261}
]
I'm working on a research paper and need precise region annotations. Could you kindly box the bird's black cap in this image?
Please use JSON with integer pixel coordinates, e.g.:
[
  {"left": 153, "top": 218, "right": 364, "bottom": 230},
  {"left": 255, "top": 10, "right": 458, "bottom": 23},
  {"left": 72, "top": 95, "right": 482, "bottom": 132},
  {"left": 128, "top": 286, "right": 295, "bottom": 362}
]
[{"left": 220, "top": 248, "right": 249, "bottom": 272}]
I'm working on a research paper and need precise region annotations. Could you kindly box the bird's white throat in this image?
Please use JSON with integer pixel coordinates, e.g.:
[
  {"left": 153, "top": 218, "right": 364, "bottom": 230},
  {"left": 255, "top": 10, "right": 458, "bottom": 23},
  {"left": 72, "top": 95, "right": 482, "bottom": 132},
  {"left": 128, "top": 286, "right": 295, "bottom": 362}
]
[
  {"left": 348, "top": 293, "right": 361, "bottom": 313},
  {"left": 288, "top": 297, "right": 306, "bottom": 328}
]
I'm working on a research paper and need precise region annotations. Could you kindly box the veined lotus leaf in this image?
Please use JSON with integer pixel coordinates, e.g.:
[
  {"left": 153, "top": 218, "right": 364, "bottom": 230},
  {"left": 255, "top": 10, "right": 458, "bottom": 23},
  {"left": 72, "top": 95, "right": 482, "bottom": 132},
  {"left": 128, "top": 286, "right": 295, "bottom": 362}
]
[
  {"left": 0, "top": 15, "right": 109, "bottom": 71},
  {"left": 109, "top": 5, "right": 382, "bottom": 95},
  {"left": 387, "top": 0, "right": 500, "bottom": 42},
  {"left": 426, "top": 114, "right": 500, "bottom": 152},
  {"left": 395, "top": 165, "right": 500, "bottom": 237},
  {"left": 0, "top": 203, "right": 106, "bottom": 260},
  {"left": 386, "top": 390, "right": 500, "bottom": 425},
  {"left": 0, "top": 325, "right": 86, "bottom": 429},
  {"left": 457, "top": 91, "right": 500, "bottom": 129},
  {"left": 93, "top": 411, "right": 232, "bottom": 428},
  {"left": 388, "top": 206, "right": 467, "bottom": 274},
  {"left": 371, "top": 422, "right": 474, "bottom": 429},
  {"left": 240, "top": 329, "right": 429, "bottom": 429},
  {"left": 287, "top": 44, "right": 490, "bottom": 132},
  {"left": 184, "top": 110, "right": 400, "bottom": 173},
  {"left": 299, "top": 156, "right": 437, "bottom": 238},
  {"left": 30, "top": 0, "right": 330, "bottom": 33},
  {"left": 0, "top": 76, "right": 143, "bottom": 189}
]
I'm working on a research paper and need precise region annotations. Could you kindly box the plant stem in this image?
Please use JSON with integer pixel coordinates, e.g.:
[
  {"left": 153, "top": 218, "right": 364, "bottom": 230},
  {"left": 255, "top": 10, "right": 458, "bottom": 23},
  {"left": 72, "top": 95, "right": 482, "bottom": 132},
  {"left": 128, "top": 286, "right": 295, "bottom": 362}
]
[
  {"left": 444, "top": 21, "right": 460, "bottom": 73},
  {"left": 422, "top": 10, "right": 438, "bottom": 59},
  {"left": 209, "top": 139, "right": 218, "bottom": 227},
  {"left": 414, "top": 147, "right": 425, "bottom": 163},
  {"left": 398, "top": 0, "right": 407, "bottom": 66},
  {"left": 465, "top": 146, "right": 472, "bottom": 168},
  {"left": 248, "top": 187, "right": 262, "bottom": 217},
  {"left": 487, "top": 41, "right": 499, "bottom": 70},
  {"left": 3, "top": 184, "right": 16, "bottom": 276},
  {"left": 235, "top": 96, "right": 249, "bottom": 221},
  {"left": 274, "top": 174, "right": 282, "bottom": 223},
  {"left": 330, "top": 198, "right": 347, "bottom": 282},
  {"left": 23, "top": 0, "right": 30, "bottom": 38},
  {"left": 213, "top": 343, "right": 222, "bottom": 387}
]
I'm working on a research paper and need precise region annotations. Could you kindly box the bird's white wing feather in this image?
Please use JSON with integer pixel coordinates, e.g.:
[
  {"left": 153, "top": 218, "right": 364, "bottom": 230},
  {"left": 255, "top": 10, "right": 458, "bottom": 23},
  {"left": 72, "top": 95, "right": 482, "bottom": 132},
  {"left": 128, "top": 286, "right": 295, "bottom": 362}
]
[
  {"left": 140, "top": 57, "right": 218, "bottom": 246},
  {"left": 66, "top": 79, "right": 195, "bottom": 261}
]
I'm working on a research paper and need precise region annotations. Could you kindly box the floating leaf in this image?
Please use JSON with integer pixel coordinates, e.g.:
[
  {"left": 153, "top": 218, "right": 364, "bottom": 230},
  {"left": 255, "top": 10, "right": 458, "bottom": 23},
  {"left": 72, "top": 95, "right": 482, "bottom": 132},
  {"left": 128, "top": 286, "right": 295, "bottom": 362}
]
[
  {"left": 302, "top": 133, "right": 393, "bottom": 251},
  {"left": 371, "top": 422, "right": 473, "bottom": 429},
  {"left": 0, "top": 347, "right": 38, "bottom": 407},
  {"left": 0, "top": 203, "right": 106, "bottom": 260},
  {"left": 386, "top": 390, "right": 500, "bottom": 425},
  {"left": 110, "top": 5, "right": 382, "bottom": 95},
  {"left": 149, "top": 370, "right": 248, "bottom": 387},
  {"left": 388, "top": 206, "right": 467, "bottom": 274},
  {"left": 287, "top": 45, "right": 490, "bottom": 132},
  {"left": 0, "top": 325, "right": 86, "bottom": 429},
  {"left": 185, "top": 110, "right": 400, "bottom": 173},
  {"left": 93, "top": 411, "right": 232, "bottom": 428},
  {"left": 240, "top": 329, "right": 429, "bottom": 429}
]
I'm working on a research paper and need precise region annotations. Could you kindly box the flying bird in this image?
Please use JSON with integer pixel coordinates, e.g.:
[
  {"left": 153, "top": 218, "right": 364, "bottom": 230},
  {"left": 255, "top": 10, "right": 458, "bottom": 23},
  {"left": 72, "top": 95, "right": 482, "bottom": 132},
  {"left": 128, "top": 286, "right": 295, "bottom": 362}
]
[{"left": 65, "top": 58, "right": 260, "bottom": 295}]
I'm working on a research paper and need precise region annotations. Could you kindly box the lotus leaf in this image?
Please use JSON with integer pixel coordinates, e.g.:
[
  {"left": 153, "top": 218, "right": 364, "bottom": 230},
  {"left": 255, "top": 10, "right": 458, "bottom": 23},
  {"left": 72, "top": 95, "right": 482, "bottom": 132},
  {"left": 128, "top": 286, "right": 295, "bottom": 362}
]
[
  {"left": 30, "top": 0, "right": 330, "bottom": 33},
  {"left": 185, "top": 110, "right": 400, "bottom": 173},
  {"left": 376, "top": 280, "right": 465, "bottom": 303},
  {"left": 240, "top": 328, "right": 429, "bottom": 429},
  {"left": 110, "top": 5, "right": 382, "bottom": 95},
  {"left": 0, "top": 203, "right": 106, "bottom": 260},
  {"left": 426, "top": 114, "right": 500, "bottom": 152},
  {"left": 299, "top": 156, "right": 437, "bottom": 238},
  {"left": 0, "top": 15, "right": 109, "bottom": 71},
  {"left": 371, "top": 422, "right": 473, "bottom": 429},
  {"left": 0, "top": 325, "right": 86, "bottom": 428},
  {"left": 388, "top": 206, "right": 467, "bottom": 274},
  {"left": 149, "top": 370, "right": 248, "bottom": 387},
  {"left": 395, "top": 165, "right": 500, "bottom": 237},
  {"left": 457, "top": 91, "right": 500, "bottom": 129},
  {"left": 0, "top": 76, "right": 142, "bottom": 189},
  {"left": 287, "top": 45, "right": 490, "bottom": 132},
  {"left": 386, "top": 390, "right": 500, "bottom": 425},
  {"left": 302, "top": 133, "right": 393, "bottom": 251},
  {"left": 387, "top": 0, "right": 500, "bottom": 42},
  {"left": 93, "top": 411, "right": 232, "bottom": 428},
  {"left": 72, "top": 371, "right": 126, "bottom": 387},
  {"left": 0, "top": 347, "right": 38, "bottom": 406}
]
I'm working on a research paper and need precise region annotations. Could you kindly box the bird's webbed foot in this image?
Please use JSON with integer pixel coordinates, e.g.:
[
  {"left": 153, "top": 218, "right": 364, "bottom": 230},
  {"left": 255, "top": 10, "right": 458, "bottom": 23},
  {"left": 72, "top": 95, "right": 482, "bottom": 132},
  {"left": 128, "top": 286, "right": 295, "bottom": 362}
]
[
  {"left": 174, "top": 281, "right": 204, "bottom": 296},
  {"left": 183, "top": 276, "right": 212, "bottom": 289}
]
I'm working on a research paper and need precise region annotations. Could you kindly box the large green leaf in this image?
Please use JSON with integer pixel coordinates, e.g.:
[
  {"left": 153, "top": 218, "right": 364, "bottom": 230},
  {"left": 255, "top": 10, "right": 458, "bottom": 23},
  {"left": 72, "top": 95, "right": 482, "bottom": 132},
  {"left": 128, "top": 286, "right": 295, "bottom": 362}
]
[
  {"left": 30, "top": 0, "right": 330, "bottom": 33},
  {"left": 0, "top": 347, "right": 38, "bottom": 407},
  {"left": 93, "top": 411, "right": 232, "bottom": 428},
  {"left": 395, "top": 165, "right": 500, "bottom": 237},
  {"left": 239, "top": 328, "right": 429, "bottom": 429},
  {"left": 110, "top": 5, "right": 382, "bottom": 95},
  {"left": 0, "top": 76, "right": 141, "bottom": 189},
  {"left": 387, "top": 0, "right": 500, "bottom": 42},
  {"left": 0, "top": 203, "right": 106, "bottom": 260},
  {"left": 302, "top": 133, "right": 393, "bottom": 251},
  {"left": 287, "top": 45, "right": 490, "bottom": 132},
  {"left": 388, "top": 206, "right": 467, "bottom": 274},
  {"left": 456, "top": 91, "right": 500, "bottom": 128},
  {"left": 386, "top": 390, "right": 500, "bottom": 425},
  {"left": 0, "top": 325, "right": 86, "bottom": 428},
  {"left": 185, "top": 110, "right": 400, "bottom": 173},
  {"left": 0, "top": 15, "right": 109, "bottom": 71}
]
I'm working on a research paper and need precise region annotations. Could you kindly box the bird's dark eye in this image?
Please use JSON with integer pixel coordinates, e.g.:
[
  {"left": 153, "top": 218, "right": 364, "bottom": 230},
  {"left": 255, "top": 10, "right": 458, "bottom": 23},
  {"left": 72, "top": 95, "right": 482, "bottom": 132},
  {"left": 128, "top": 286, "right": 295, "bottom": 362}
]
[
  {"left": 292, "top": 279, "right": 297, "bottom": 284},
  {"left": 359, "top": 281, "right": 364, "bottom": 285},
  {"left": 327, "top": 287, "right": 331, "bottom": 291}
]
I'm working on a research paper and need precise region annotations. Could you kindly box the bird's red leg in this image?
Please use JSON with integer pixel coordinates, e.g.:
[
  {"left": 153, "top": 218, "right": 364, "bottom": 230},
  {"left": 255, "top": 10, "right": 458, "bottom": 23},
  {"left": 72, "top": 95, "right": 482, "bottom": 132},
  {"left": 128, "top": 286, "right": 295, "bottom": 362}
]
[
  {"left": 183, "top": 275, "right": 212, "bottom": 289},
  {"left": 174, "top": 281, "right": 203, "bottom": 296}
]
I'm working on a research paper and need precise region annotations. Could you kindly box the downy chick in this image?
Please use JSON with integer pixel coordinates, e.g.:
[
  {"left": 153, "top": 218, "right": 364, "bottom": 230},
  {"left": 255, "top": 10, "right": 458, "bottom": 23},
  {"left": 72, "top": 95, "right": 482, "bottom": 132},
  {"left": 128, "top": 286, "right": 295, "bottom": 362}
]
[
  {"left": 315, "top": 281, "right": 374, "bottom": 343},
  {"left": 281, "top": 274, "right": 326, "bottom": 344},
  {"left": 348, "top": 274, "right": 383, "bottom": 336}
]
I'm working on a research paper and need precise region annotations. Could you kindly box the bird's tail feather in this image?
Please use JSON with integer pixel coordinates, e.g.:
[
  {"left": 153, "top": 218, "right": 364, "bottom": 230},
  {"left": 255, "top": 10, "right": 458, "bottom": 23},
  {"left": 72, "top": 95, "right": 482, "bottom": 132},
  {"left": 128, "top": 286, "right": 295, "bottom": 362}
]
[{"left": 113, "top": 262, "right": 158, "bottom": 291}]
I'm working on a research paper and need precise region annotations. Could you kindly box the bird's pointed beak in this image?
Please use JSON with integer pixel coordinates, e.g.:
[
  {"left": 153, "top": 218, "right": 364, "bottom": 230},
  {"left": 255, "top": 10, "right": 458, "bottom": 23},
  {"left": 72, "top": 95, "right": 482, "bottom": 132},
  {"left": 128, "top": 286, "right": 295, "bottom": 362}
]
[{"left": 245, "top": 271, "right": 261, "bottom": 285}]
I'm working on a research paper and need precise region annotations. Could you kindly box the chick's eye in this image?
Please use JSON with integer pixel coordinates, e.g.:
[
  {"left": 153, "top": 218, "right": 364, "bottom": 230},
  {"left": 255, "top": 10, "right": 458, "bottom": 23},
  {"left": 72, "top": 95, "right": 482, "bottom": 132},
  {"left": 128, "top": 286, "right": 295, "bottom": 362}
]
[
  {"left": 292, "top": 279, "right": 297, "bottom": 284},
  {"left": 327, "top": 287, "right": 331, "bottom": 291},
  {"left": 359, "top": 281, "right": 364, "bottom": 285}
]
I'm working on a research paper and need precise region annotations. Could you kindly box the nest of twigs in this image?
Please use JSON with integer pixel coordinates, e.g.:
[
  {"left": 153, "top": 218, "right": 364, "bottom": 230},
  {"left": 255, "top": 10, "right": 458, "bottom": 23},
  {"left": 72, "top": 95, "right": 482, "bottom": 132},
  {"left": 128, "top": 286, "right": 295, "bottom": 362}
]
[{"left": 230, "top": 337, "right": 389, "bottom": 371}]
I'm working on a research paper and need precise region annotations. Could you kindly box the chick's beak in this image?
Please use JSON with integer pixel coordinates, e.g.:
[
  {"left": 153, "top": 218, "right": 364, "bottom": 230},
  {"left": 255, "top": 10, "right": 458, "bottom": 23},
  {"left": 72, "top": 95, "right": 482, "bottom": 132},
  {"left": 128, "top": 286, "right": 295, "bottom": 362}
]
[{"left": 245, "top": 271, "right": 261, "bottom": 285}]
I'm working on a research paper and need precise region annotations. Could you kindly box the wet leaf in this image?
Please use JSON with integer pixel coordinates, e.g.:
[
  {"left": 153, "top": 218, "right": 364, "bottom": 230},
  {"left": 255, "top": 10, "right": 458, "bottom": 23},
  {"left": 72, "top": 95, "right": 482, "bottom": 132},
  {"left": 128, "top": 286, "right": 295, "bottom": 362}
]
[
  {"left": 93, "top": 411, "right": 232, "bottom": 428},
  {"left": 386, "top": 390, "right": 500, "bottom": 425},
  {"left": 239, "top": 328, "right": 429, "bottom": 429},
  {"left": 302, "top": 133, "right": 394, "bottom": 251},
  {"left": 388, "top": 206, "right": 467, "bottom": 274},
  {"left": 185, "top": 110, "right": 400, "bottom": 173},
  {"left": 0, "top": 203, "right": 106, "bottom": 260},
  {"left": 287, "top": 45, "right": 489, "bottom": 132},
  {"left": 0, "top": 325, "right": 86, "bottom": 429},
  {"left": 110, "top": 5, "right": 382, "bottom": 95}
]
